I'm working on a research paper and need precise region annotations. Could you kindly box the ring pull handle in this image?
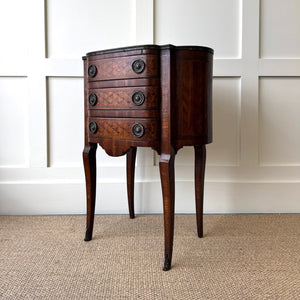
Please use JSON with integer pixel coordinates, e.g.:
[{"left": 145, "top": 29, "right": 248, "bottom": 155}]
[
  {"left": 132, "top": 123, "right": 145, "bottom": 138},
  {"left": 132, "top": 91, "right": 145, "bottom": 106},
  {"left": 89, "top": 121, "right": 98, "bottom": 134},
  {"left": 88, "top": 93, "right": 97, "bottom": 106},
  {"left": 132, "top": 60, "right": 145, "bottom": 74},
  {"left": 88, "top": 65, "right": 97, "bottom": 78}
]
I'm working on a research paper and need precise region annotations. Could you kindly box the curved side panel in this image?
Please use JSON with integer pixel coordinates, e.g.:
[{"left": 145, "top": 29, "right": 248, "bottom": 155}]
[{"left": 174, "top": 50, "right": 213, "bottom": 151}]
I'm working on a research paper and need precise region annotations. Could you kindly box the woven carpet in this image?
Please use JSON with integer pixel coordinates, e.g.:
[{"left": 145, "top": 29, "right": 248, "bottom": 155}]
[{"left": 0, "top": 214, "right": 300, "bottom": 299}]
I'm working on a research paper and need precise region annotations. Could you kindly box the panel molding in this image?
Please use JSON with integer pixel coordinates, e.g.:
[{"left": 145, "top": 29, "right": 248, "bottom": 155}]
[
  {"left": 135, "top": 0, "right": 154, "bottom": 44},
  {"left": 1, "top": 0, "right": 300, "bottom": 214},
  {"left": 1, "top": 164, "right": 300, "bottom": 184},
  {"left": 258, "top": 76, "right": 300, "bottom": 166},
  {"left": 259, "top": 59, "right": 300, "bottom": 76},
  {"left": 27, "top": 0, "right": 48, "bottom": 167},
  {"left": 154, "top": 0, "right": 242, "bottom": 58},
  {"left": 0, "top": 77, "right": 29, "bottom": 167},
  {"left": 208, "top": 77, "right": 242, "bottom": 167},
  {"left": 260, "top": 0, "right": 300, "bottom": 59}
]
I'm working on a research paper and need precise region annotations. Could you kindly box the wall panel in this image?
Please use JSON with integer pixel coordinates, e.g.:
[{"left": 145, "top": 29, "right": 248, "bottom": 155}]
[
  {"left": 1, "top": 0, "right": 300, "bottom": 214},
  {"left": 259, "top": 77, "right": 300, "bottom": 165},
  {"left": 207, "top": 78, "right": 241, "bottom": 166},
  {"left": 155, "top": 0, "right": 242, "bottom": 58},
  {"left": 0, "top": 1, "right": 29, "bottom": 58},
  {"left": 47, "top": 77, "right": 84, "bottom": 167},
  {"left": 260, "top": 0, "right": 300, "bottom": 58},
  {"left": 46, "top": 0, "right": 135, "bottom": 58},
  {"left": 0, "top": 77, "right": 28, "bottom": 167}
]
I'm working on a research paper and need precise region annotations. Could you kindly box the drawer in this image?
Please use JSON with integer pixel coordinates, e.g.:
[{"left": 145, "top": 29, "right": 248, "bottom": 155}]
[
  {"left": 87, "top": 86, "right": 160, "bottom": 110},
  {"left": 88, "top": 118, "right": 159, "bottom": 141},
  {"left": 87, "top": 55, "right": 159, "bottom": 81}
]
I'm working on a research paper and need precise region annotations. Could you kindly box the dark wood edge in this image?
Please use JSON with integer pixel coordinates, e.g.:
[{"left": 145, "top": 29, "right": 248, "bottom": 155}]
[
  {"left": 86, "top": 44, "right": 214, "bottom": 57},
  {"left": 88, "top": 78, "right": 160, "bottom": 88}
]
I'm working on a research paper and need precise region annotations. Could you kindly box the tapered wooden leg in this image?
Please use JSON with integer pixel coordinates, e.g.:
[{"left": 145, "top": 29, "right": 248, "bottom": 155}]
[
  {"left": 83, "top": 143, "right": 97, "bottom": 241},
  {"left": 127, "top": 147, "right": 137, "bottom": 219},
  {"left": 194, "top": 145, "right": 206, "bottom": 238},
  {"left": 159, "top": 149, "right": 175, "bottom": 271}
]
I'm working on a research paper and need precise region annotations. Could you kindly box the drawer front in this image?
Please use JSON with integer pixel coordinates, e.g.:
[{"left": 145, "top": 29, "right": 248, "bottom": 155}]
[
  {"left": 88, "top": 118, "right": 159, "bottom": 141},
  {"left": 87, "top": 86, "right": 160, "bottom": 110},
  {"left": 87, "top": 55, "right": 159, "bottom": 81}
]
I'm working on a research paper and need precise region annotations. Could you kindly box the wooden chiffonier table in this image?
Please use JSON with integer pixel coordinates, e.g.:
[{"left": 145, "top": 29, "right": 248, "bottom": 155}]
[{"left": 82, "top": 44, "right": 213, "bottom": 271}]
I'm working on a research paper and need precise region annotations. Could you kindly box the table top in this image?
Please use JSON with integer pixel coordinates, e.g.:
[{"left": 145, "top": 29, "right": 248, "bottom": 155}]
[{"left": 85, "top": 44, "right": 214, "bottom": 57}]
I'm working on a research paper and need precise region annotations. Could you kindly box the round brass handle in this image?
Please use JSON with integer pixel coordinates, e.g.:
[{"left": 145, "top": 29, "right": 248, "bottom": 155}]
[
  {"left": 132, "top": 59, "right": 145, "bottom": 74},
  {"left": 132, "top": 123, "right": 145, "bottom": 138},
  {"left": 132, "top": 91, "right": 145, "bottom": 106},
  {"left": 88, "top": 65, "right": 97, "bottom": 78},
  {"left": 88, "top": 93, "right": 97, "bottom": 106},
  {"left": 89, "top": 121, "right": 98, "bottom": 134}
]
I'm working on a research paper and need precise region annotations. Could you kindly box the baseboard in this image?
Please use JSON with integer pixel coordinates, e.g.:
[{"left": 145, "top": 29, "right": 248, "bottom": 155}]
[{"left": 1, "top": 181, "right": 300, "bottom": 214}]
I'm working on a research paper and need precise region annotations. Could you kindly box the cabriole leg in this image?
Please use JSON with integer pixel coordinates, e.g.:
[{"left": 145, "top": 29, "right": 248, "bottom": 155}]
[
  {"left": 127, "top": 147, "right": 137, "bottom": 219},
  {"left": 159, "top": 149, "right": 175, "bottom": 271},
  {"left": 194, "top": 145, "right": 206, "bottom": 238},
  {"left": 83, "top": 143, "right": 97, "bottom": 241}
]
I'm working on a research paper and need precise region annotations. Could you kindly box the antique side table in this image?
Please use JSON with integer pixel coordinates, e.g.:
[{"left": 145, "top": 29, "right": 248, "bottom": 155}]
[{"left": 82, "top": 44, "right": 213, "bottom": 271}]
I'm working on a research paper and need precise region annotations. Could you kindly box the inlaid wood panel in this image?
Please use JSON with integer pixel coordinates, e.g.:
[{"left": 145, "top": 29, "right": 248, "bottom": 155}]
[
  {"left": 87, "top": 86, "right": 159, "bottom": 110},
  {"left": 88, "top": 118, "right": 159, "bottom": 142},
  {"left": 87, "top": 55, "right": 159, "bottom": 81}
]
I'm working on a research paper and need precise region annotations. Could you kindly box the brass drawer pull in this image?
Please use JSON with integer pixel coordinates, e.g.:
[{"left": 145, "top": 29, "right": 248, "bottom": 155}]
[
  {"left": 88, "top": 65, "right": 97, "bottom": 78},
  {"left": 88, "top": 93, "right": 97, "bottom": 106},
  {"left": 89, "top": 121, "right": 98, "bottom": 134},
  {"left": 132, "top": 123, "right": 145, "bottom": 138},
  {"left": 132, "top": 91, "right": 145, "bottom": 106},
  {"left": 132, "top": 59, "right": 145, "bottom": 74}
]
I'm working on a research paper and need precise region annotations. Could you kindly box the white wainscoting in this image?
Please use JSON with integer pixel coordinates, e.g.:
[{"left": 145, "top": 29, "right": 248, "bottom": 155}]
[{"left": 0, "top": 0, "right": 300, "bottom": 215}]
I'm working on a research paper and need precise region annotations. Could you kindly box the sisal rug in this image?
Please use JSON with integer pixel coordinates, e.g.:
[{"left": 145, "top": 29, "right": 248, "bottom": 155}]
[{"left": 0, "top": 214, "right": 300, "bottom": 299}]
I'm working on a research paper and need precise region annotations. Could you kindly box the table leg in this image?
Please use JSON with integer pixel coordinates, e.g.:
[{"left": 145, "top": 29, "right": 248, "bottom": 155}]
[
  {"left": 159, "top": 149, "right": 175, "bottom": 271},
  {"left": 194, "top": 145, "right": 206, "bottom": 238},
  {"left": 127, "top": 147, "right": 137, "bottom": 219},
  {"left": 83, "top": 143, "right": 97, "bottom": 241}
]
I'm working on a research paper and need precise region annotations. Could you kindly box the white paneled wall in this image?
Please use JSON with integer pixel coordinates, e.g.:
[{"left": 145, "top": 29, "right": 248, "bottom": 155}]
[
  {"left": 0, "top": 1, "right": 29, "bottom": 58},
  {"left": 47, "top": 77, "right": 84, "bottom": 167},
  {"left": 155, "top": 0, "right": 242, "bottom": 58},
  {"left": 0, "top": 78, "right": 29, "bottom": 167},
  {"left": 259, "top": 77, "right": 300, "bottom": 166},
  {"left": 260, "top": 0, "right": 300, "bottom": 58},
  {"left": 46, "top": 0, "right": 135, "bottom": 58},
  {"left": 0, "top": 0, "right": 300, "bottom": 214}
]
